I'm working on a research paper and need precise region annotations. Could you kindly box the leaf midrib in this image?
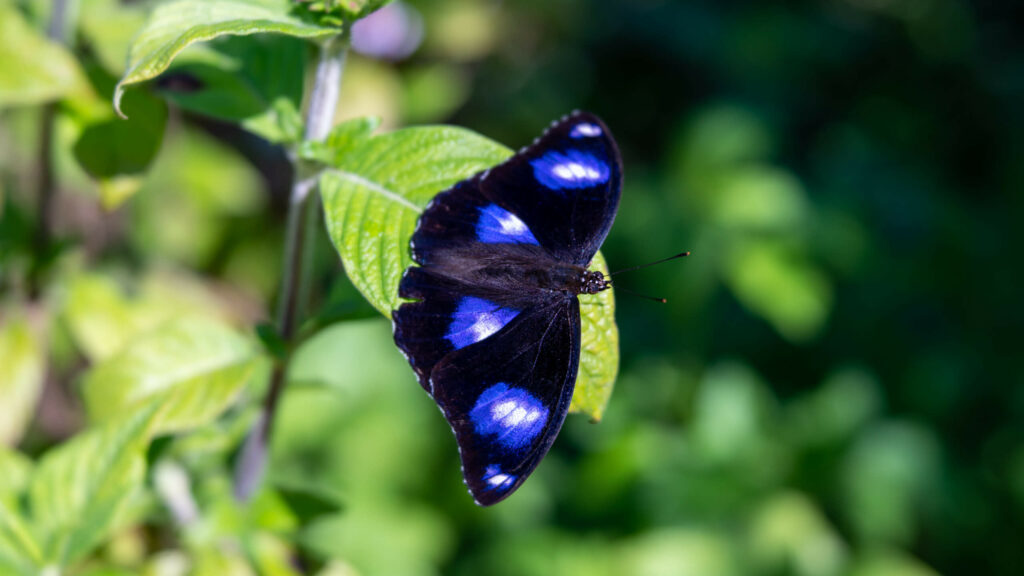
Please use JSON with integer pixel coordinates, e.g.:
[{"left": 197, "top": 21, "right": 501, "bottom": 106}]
[{"left": 324, "top": 169, "right": 423, "bottom": 213}]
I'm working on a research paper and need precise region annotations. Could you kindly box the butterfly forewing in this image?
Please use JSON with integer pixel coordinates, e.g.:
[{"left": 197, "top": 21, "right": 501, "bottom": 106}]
[{"left": 480, "top": 112, "right": 622, "bottom": 265}]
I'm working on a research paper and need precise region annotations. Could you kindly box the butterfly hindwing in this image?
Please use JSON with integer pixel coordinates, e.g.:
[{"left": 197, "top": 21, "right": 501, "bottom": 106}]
[
  {"left": 429, "top": 298, "right": 581, "bottom": 506},
  {"left": 394, "top": 266, "right": 525, "bottom": 392}
]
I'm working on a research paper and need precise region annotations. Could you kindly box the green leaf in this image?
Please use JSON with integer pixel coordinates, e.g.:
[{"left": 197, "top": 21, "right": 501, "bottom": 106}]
[
  {"left": 82, "top": 317, "right": 260, "bottom": 435},
  {"left": 0, "top": 3, "right": 84, "bottom": 108},
  {"left": 0, "top": 446, "right": 41, "bottom": 575},
  {"left": 299, "top": 116, "right": 380, "bottom": 165},
  {"left": 29, "top": 404, "right": 160, "bottom": 566},
  {"left": 319, "top": 122, "right": 620, "bottom": 420},
  {"left": 319, "top": 124, "right": 510, "bottom": 315},
  {"left": 0, "top": 448, "right": 32, "bottom": 505},
  {"left": 0, "top": 317, "right": 45, "bottom": 446},
  {"left": 157, "top": 34, "right": 307, "bottom": 143},
  {"left": 63, "top": 270, "right": 235, "bottom": 362},
  {"left": 0, "top": 499, "right": 43, "bottom": 576},
  {"left": 295, "top": 0, "right": 393, "bottom": 23},
  {"left": 78, "top": 0, "right": 149, "bottom": 76},
  {"left": 114, "top": 0, "right": 339, "bottom": 117},
  {"left": 72, "top": 88, "right": 168, "bottom": 208},
  {"left": 723, "top": 240, "right": 832, "bottom": 342},
  {"left": 273, "top": 482, "right": 344, "bottom": 526},
  {"left": 571, "top": 251, "right": 619, "bottom": 420}
]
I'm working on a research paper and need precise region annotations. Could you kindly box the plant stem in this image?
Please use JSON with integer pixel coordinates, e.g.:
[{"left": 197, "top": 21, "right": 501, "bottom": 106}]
[
  {"left": 234, "top": 34, "right": 347, "bottom": 501},
  {"left": 29, "top": 0, "right": 72, "bottom": 299}
]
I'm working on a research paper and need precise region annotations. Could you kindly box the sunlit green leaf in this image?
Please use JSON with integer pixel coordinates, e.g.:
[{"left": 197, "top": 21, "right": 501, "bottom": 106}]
[
  {"left": 0, "top": 499, "right": 43, "bottom": 576},
  {"left": 78, "top": 0, "right": 149, "bottom": 76},
  {"left": 113, "top": 0, "right": 339, "bottom": 116},
  {"left": 318, "top": 122, "right": 619, "bottom": 419},
  {"left": 0, "top": 3, "right": 84, "bottom": 108},
  {"left": 571, "top": 251, "right": 619, "bottom": 419},
  {"left": 29, "top": 404, "right": 160, "bottom": 566},
  {"left": 63, "top": 268, "right": 238, "bottom": 363},
  {"left": 295, "top": 0, "right": 393, "bottom": 23},
  {"left": 0, "top": 317, "right": 45, "bottom": 446},
  {"left": 82, "top": 317, "right": 260, "bottom": 434},
  {"left": 0, "top": 448, "right": 32, "bottom": 506},
  {"left": 318, "top": 124, "right": 511, "bottom": 316}
]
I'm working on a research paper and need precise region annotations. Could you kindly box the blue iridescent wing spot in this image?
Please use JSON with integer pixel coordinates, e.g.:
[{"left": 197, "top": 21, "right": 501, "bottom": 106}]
[
  {"left": 446, "top": 297, "right": 520, "bottom": 350},
  {"left": 569, "top": 122, "right": 603, "bottom": 139},
  {"left": 476, "top": 203, "right": 540, "bottom": 245},
  {"left": 530, "top": 149, "right": 611, "bottom": 190},
  {"left": 482, "top": 464, "right": 516, "bottom": 493},
  {"left": 470, "top": 383, "right": 549, "bottom": 450}
]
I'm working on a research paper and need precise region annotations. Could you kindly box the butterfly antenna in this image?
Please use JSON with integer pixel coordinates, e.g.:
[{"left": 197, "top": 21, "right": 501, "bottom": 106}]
[
  {"left": 608, "top": 251, "right": 690, "bottom": 277},
  {"left": 606, "top": 283, "right": 667, "bottom": 304}
]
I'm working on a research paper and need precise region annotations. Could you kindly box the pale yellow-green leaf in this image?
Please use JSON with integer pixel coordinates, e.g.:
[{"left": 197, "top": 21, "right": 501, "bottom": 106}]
[
  {"left": 0, "top": 3, "right": 84, "bottom": 108},
  {"left": 63, "top": 273, "right": 155, "bottom": 362},
  {"left": 82, "top": 317, "right": 260, "bottom": 434},
  {"left": 114, "top": 0, "right": 339, "bottom": 116},
  {"left": 78, "top": 0, "right": 149, "bottom": 76},
  {"left": 0, "top": 448, "right": 32, "bottom": 506},
  {"left": 0, "top": 318, "right": 45, "bottom": 446},
  {"left": 0, "top": 499, "right": 43, "bottom": 576},
  {"left": 62, "top": 270, "right": 236, "bottom": 362},
  {"left": 29, "top": 404, "right": 160, "bottom": 566},
  {"left": 571, "top": 252, "right": 619, "bottom": 420}
]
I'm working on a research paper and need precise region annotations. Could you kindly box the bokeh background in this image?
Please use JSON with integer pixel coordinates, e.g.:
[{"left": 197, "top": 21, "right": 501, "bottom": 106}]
[{"left": 2, "top": 0, "right": 1023, "bottom": 575}]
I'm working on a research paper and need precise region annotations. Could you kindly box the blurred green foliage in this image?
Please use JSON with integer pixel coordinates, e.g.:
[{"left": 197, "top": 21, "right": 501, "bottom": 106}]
[{"left": 2, "top": 0, "right": 1023, "bottom": 575}]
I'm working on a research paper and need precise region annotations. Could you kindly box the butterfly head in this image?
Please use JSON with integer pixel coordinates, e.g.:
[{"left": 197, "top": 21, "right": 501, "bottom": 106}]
[{"left": 579, "top": 269, "right": 611, "bottom": 295}]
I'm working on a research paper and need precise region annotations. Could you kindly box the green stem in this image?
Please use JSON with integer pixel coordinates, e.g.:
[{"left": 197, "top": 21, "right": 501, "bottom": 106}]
[
  {"left": 234, "top": 34, "right": 348, "bottom": 500},
  {"left": 29, "top": 0, "right": 74, "bottom": 299}
]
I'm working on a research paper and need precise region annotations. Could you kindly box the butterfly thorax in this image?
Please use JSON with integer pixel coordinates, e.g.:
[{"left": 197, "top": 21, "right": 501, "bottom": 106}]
[{"left": 429, "top": 245, "right": 608, "bottom": 299}]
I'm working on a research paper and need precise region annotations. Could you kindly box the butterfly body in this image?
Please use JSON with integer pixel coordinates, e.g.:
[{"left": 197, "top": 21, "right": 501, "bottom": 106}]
[{"left": 393, "top": 112, "right": 621, "bottom": 505}]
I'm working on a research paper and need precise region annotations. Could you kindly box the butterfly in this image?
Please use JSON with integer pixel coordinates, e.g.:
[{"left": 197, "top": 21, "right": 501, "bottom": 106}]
[{"left": 392, "top": 111, "right": 622, "bottom": 505}]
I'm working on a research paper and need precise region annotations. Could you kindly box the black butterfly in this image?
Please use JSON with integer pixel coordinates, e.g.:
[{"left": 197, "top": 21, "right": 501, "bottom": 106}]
[{"left": 392, "top": 112, "right": 621, "bottom": 505}]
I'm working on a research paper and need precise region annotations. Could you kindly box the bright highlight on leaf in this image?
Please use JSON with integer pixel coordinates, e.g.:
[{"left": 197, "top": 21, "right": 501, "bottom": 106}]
[
  {"left": 317, "top": 120, "right": 620, "bottom": 419},
  {"left": 0, "top": 318, "right": 45, "bottom": 446},
  {"left": 0, "top": 3, "right": 85, "bottom": 108},
  {"left": 81, "top": 316, "right": 260, "bottom": 434}
]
